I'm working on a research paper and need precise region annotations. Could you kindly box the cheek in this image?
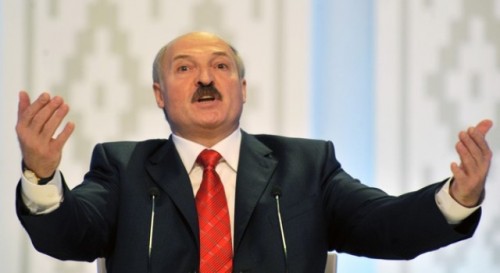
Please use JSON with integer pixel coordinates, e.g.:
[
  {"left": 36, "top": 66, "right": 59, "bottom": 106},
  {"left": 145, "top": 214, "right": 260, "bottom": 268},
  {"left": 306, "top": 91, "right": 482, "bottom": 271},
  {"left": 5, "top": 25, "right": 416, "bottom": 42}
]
[
  {"left": 164, "top": 92, "right": 192, "bottom": 118},
  {"left": 164, "top": 84, "right": 191, "bottom": 104}
]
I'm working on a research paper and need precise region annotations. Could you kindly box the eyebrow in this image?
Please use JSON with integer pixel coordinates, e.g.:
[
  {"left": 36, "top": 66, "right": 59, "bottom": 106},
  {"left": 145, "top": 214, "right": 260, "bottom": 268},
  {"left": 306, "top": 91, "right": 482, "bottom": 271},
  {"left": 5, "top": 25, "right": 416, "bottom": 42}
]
[
  {"left": 172, "top": 51, "right": 232, "bottom": 62},
  {"left": 211, "top": 51, "right": 232, "bottom": 59}
]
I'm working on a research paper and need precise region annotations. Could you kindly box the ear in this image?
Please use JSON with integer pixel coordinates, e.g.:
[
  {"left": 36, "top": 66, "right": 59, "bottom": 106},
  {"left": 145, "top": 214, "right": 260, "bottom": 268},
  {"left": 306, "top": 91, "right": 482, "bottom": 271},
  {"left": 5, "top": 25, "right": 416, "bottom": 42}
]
[
  {"left": 153, "top": 83, "right": 165, "bottom": 108},
  {"left": 241, "top": 79, "right": 247, "bottom": 103}
]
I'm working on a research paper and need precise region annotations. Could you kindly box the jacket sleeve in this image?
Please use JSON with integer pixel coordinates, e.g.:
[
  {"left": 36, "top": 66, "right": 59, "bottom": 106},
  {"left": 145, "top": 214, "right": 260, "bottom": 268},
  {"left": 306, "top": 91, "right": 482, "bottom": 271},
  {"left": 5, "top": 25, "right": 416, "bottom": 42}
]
[
  {"left": 320, "top": 140, "right": 481, "bottom": 259},
  {"left": 16, "top": 143, "right": 120, "bottom": 262}
]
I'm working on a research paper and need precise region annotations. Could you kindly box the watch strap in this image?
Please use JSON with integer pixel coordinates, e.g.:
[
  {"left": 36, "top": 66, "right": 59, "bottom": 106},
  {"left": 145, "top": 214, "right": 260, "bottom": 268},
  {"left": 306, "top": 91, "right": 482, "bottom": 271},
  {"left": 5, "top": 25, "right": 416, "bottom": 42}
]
[{"left": 22, "top": 161, "right": 55, "bottom": 185}]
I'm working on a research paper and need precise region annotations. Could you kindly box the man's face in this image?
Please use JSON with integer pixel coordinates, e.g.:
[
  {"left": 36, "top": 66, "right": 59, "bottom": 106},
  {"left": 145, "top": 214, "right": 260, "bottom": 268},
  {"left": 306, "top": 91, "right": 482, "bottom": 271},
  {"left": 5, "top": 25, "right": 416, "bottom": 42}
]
[{"left": 153, "top": 33, "right": 247, "bottom": 143}]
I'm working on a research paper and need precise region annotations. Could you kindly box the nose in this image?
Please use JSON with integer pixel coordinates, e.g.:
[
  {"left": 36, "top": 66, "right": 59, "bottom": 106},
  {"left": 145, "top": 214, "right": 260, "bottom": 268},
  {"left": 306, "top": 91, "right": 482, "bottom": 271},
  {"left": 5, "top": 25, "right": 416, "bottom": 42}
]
[{"left": 197, "top": 67, "right": 214, "bottom": 86}]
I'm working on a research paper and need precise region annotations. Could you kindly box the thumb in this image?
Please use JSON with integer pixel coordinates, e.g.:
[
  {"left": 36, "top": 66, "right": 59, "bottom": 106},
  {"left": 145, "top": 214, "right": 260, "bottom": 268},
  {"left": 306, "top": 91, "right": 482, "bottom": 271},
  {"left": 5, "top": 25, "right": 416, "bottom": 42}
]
[{"left": 18, "top": 91, "right": 31, "bottom": 117}]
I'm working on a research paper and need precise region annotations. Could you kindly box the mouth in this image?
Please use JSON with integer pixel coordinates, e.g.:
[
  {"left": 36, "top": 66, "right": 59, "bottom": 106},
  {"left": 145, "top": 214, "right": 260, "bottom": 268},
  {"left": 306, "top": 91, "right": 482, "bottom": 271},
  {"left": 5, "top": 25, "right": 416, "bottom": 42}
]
[
  {"left": 197, "top": 95, "right": 217, "bottom": 102},
  {"left": 192, "top": 84, "right": 222, "bottom": 103}
]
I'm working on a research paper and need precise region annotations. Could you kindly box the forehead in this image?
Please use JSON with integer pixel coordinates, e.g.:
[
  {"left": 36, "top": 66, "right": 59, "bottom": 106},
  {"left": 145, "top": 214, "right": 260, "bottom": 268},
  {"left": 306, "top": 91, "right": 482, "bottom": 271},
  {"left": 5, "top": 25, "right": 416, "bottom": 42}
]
[{"left": 165, "top": 34, "right": 234, "bottom": 63}]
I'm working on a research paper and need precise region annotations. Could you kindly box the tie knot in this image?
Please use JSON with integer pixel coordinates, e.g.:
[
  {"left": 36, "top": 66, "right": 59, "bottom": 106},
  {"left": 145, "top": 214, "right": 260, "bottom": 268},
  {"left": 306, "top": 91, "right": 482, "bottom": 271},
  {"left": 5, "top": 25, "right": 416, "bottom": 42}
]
[{"left": 197, "top": 149, "right": 222, "bottom": 169}]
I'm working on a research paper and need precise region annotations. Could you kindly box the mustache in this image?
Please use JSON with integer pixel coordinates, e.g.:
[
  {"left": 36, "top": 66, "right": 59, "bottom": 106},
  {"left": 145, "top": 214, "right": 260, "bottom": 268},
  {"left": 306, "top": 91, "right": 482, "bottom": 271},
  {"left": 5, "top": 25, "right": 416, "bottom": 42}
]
[{"left": 191, "top": 83, "right": 223, "bottom": 103}]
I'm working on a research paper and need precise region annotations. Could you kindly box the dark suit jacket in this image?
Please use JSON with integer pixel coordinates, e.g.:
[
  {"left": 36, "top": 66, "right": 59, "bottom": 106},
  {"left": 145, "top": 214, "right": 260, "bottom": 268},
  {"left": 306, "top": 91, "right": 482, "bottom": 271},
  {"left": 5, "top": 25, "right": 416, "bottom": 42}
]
[{"left": 17, "top": 132, "right": 481, "bottom": 273}]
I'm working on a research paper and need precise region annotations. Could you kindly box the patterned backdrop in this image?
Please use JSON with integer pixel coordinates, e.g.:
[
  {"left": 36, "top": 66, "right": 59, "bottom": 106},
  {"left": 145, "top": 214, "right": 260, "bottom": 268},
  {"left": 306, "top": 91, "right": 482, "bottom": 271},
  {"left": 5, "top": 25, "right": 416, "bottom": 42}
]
[
  {"left": 376, "top": 0, "right": 500, "bottom": 272},
  {"left": 2, "top": 0, "right": 311, "bottom": 272},
  {"left": 2, "top": 0, "right": 499, "bottom": 273}
]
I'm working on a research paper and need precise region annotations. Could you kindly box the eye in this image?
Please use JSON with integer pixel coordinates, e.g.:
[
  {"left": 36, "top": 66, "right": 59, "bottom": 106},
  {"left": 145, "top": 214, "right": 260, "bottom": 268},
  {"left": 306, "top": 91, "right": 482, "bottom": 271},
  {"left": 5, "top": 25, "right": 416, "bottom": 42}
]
[
  {"left": 177, "top": 65, "right": 190, "bottom": 72},
  {"left": 216, "top": 63, "right": 229, "bottom": 70}
]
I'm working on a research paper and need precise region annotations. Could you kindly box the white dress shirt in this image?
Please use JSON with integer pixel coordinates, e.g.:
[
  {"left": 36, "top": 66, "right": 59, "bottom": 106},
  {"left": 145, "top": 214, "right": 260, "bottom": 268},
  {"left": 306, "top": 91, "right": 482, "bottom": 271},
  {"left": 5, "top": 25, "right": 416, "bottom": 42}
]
[
  {"left": 172, "top": 128, "right": 241, "bottom": 244},
  {"left": 21, "top": 129, "right": 478, "bottom": 228}
]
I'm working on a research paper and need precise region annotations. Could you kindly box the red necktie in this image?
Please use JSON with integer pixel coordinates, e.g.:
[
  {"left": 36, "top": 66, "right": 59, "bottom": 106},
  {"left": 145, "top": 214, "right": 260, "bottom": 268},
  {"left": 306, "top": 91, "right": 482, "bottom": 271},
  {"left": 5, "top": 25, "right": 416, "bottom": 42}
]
[{"left": 195, "top": 149, "right": 233, "bottom": 273}]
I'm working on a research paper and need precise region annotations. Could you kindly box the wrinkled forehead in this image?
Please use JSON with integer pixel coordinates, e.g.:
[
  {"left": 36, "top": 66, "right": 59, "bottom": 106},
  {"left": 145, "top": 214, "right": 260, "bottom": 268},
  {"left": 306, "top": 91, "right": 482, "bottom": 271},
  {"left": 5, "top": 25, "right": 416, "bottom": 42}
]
[{"left": 164, "top": 33, "right": 236, "bottom": 64}]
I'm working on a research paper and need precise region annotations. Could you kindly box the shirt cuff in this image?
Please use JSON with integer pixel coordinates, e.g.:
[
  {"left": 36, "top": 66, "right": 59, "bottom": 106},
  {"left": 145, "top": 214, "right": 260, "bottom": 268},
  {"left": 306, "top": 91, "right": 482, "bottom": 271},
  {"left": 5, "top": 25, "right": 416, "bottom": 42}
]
[
  {"left": 435, "top": 178, "right": 481, "bottom": 225},
  {"left": 21, "top": 170, "right": 63, "bottom": 214}
]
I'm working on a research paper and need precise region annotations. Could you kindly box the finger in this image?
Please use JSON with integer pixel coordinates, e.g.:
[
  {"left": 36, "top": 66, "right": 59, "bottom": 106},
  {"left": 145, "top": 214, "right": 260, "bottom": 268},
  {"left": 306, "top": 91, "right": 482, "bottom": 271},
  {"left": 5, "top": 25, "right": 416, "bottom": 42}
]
[
  {"left": 30, "top": 96, "right": 64, "bottom": 134},
  {"left": 52, "top": 122, "right": 75, "bottom": 151},
  {"left": 19, "top": 92, "right": 51, "bottom": 125},
  {"left": 450, "top": 162, "right": 465, "bottom": 180},
  {"left": 455, "top": 137, "right": 477, "bottom": 174},
  {"left": 474, "top": 119, "right": 493, "bottom": 136},
  {"left": 40, "top": 102, "right": 70, "bottom": 139},
  {"left": 455, "top": 130, "right": 492, "bottom": 184},
  {"left": 469, "top": 127, "right": 493, "bottom": 160},
  {"left": 18, "top": 91, "right": 32, "bottom": 119},
  {"left": 17, "top": 91, "right": 32, "bottom": 136},
  {"left": 456, "top": 131, "right": 479, "bottom": 170},
  {"left": 459, "top": 128, "right": 484, "bottom": 165}
]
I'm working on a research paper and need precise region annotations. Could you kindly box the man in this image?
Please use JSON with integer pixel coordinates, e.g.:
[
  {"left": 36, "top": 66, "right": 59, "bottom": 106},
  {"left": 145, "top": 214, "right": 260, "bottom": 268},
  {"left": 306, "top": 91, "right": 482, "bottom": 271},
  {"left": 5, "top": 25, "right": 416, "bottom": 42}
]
[{"left": 16, "top": 32, "right": 493, "bottom": 273}]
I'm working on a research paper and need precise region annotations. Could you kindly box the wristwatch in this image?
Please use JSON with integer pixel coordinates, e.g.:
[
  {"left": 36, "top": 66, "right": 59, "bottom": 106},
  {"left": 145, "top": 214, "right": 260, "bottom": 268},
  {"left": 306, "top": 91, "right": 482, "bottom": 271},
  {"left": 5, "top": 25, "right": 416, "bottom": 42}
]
[{"left": 23, "top": 168, "right": 54, "bottom": 185}]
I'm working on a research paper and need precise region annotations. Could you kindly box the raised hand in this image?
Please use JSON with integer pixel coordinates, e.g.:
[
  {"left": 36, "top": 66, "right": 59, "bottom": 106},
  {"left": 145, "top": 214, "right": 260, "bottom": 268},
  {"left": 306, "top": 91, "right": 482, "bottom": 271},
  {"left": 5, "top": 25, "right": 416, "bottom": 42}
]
[
  {"left": 450, "top": 119, "right": 493, "bottom": 207},
  {"left": 16, "top": 91, "right": 75, "bottom": 178}
]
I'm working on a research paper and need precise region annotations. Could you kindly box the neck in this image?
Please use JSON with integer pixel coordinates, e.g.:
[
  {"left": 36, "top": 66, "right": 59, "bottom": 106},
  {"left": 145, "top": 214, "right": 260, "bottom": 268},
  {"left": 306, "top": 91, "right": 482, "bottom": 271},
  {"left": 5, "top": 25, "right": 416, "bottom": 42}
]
[{"left": 173, "top": 126, "right": 238, "bottom": 148}]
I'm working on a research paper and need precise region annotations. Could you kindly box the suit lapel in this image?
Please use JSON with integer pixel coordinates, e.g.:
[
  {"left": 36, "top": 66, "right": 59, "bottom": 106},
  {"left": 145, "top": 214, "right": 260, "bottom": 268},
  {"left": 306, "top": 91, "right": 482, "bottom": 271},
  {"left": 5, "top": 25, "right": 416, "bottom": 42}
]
[
  {"left": 145, "top": 138, "right": 199, "bottom": 244},
  {"left": 233, "top": 132, "right": 278, "bottom": 252},
  {"left": 143, "top": 134, "right": 278, "bottom": 253}
]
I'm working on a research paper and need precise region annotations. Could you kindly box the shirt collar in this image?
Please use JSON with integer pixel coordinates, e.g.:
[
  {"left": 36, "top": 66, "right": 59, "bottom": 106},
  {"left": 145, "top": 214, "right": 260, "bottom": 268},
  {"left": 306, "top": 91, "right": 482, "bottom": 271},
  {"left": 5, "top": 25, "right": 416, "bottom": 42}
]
[{"left": 172, "top": 128, "right": 242, "bottom": 174}]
